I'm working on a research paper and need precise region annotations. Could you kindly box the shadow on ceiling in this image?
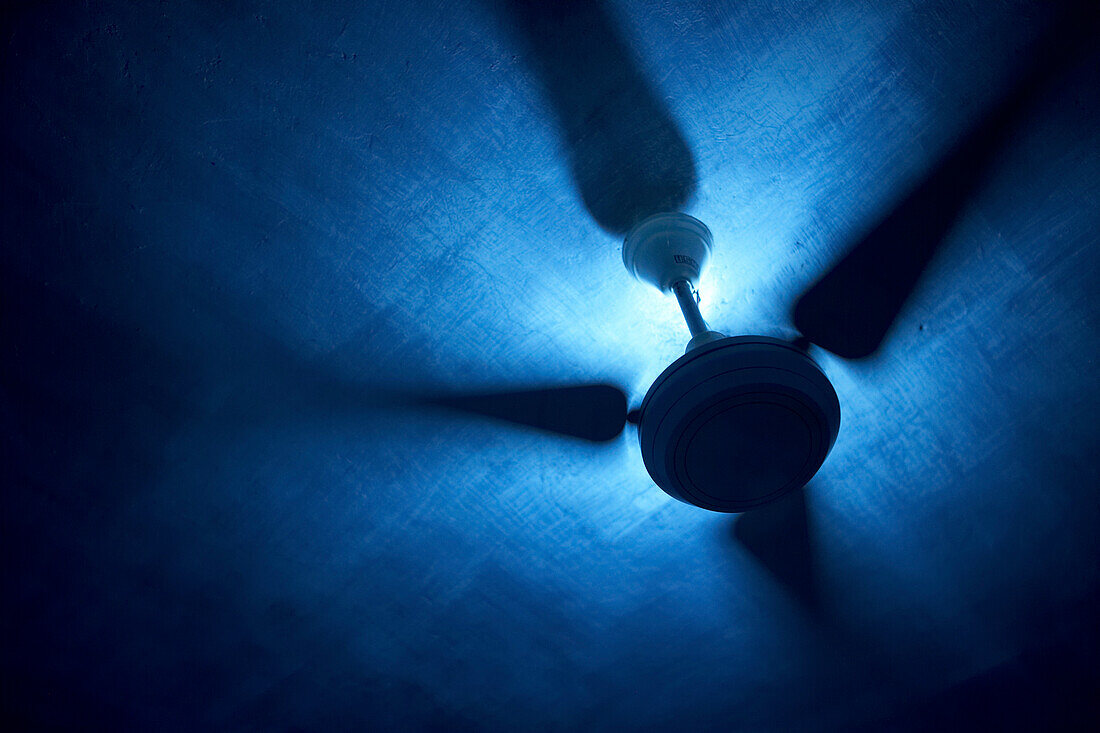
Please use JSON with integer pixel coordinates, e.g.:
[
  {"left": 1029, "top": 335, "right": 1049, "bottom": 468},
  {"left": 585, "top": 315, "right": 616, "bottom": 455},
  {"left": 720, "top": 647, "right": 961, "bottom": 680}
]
[
  {"left": 490, "top": 0, "right": 697, "bottom": 234},
  {"left": 731, "top": 486, "right": 820, "bottom": 612},
  {"left": 792, "top": 0, "right": 1100, "bottom": 359}
]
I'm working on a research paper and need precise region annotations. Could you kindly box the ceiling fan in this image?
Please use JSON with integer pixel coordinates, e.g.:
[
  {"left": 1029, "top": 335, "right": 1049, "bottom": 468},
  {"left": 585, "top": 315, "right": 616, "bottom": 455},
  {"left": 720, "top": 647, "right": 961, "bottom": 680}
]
[
  {"left": 408, "top": 0, "right": 1098, "bottom": 516},
  {"left": 618, "top": 211, "right": 840, "bottom": 513},
  {"left": 431, "top": 209, "right": 841, "bottom": 514}
]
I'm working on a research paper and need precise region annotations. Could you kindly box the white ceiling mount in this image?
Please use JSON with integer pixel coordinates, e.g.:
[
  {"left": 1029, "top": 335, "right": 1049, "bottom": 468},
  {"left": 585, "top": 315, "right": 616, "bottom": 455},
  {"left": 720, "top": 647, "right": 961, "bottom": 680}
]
[
  {"left": 624, "top": 212, "right": 724, "bottom": 351},
  {"left": 622, "top": 212, "right": 713, "bottom": 292}
]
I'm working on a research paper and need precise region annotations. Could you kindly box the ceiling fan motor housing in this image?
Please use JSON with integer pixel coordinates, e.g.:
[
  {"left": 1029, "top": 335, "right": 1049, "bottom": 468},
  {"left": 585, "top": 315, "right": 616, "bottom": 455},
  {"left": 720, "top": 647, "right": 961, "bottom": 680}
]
[{"left": 638, "top": 336, "right": 841, "bottom": 512}]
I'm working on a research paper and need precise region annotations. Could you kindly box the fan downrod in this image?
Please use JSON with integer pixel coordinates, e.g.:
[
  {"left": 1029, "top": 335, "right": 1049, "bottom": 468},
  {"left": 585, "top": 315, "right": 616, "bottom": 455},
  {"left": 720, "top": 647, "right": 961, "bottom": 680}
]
[{"left": 622, "top": 212, "right": 725, "bottom": 351}]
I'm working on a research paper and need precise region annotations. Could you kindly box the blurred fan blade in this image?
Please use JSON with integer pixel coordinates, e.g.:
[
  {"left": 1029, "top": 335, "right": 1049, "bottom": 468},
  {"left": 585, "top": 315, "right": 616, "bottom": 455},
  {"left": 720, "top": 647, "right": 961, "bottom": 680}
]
[
  {"left": 427, "top": 384, "right": 628, "bottom": 442},
  {"left": 793, "top": 0, "right": 1098, "bottom": 359},
  {"left": 733, "top": 486, "right": 818, "bottom": 611},
  {"left": 222, "top": 369, "right": 629, "bottom": 443},
  {"left": 490, "top": 0, "right": 696, "bottom": 233}
]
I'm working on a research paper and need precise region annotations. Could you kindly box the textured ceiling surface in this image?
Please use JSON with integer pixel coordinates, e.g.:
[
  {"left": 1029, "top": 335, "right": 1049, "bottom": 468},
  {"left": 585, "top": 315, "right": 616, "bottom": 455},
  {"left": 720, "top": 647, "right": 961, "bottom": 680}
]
[{"left": 3, "top": 1, "right": 1099, "bottom": 730}]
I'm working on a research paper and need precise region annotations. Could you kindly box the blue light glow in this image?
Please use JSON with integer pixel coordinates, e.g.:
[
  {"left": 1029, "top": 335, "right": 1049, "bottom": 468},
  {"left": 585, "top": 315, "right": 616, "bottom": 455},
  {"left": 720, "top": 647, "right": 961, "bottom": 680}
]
[{"left": 3, "top": 1, "right": 1098, "bottom": 729}]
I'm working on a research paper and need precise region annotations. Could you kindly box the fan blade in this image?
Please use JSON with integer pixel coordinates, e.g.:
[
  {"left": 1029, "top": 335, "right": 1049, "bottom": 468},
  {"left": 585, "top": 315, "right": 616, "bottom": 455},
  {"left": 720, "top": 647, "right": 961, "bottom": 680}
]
[
  {"left": 733, "top": 486, "right": 819, "bottom": 611},
  {"left": 426, "top": 384, "right": 629, "bottom": 442},
  {"left": 491, "top": 0, "right": 696, "bottom": 233},
  {"left": 793, "top": 1, "right": 1098, "bottom": 359},
  {"left": 222, "top": 369, "right": 629, "bottom": 443}
]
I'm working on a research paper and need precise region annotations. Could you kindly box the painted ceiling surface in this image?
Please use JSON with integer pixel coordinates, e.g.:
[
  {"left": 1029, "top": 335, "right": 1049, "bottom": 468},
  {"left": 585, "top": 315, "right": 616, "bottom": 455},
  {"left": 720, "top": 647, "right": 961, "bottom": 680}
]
[{"left": 3, "top": 1, "right": 1098, "bottom": 730}]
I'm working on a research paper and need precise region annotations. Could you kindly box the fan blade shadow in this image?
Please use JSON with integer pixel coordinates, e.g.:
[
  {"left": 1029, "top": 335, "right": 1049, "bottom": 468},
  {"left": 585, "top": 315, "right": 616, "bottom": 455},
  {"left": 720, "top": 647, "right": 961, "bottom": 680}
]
[
  {"left": 221, "top": 375, "right": 629, "bottom": 444},
  {"left": 732, "top": 486, "right": 819, "bottom": 611},
  {"left": 426, "top": 384, "right": 628, "bottom": 442},
  {"left": 793, "top": 0, "right": 1100, "bottom": 359},
  {"left": 491, "top": 0, "right": 696, "bottom": 233}
]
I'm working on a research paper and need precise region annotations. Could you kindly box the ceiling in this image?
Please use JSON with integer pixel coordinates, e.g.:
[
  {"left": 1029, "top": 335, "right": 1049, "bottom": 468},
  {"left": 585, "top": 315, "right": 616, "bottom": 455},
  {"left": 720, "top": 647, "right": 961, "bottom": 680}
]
[{"left": 3, "top": 0, "right": 1098, "bottom": 729}]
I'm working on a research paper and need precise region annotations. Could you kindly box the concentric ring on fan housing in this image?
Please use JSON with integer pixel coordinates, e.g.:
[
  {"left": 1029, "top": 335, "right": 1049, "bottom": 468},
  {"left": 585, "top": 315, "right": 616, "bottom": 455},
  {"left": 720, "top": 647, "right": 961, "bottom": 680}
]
[{"left": 637, "top": 336, "right": 841, "bottom": 512}]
